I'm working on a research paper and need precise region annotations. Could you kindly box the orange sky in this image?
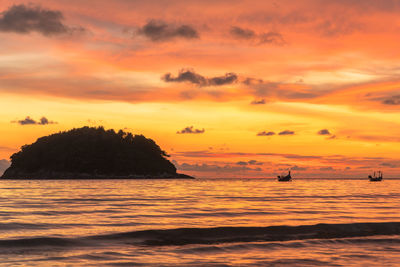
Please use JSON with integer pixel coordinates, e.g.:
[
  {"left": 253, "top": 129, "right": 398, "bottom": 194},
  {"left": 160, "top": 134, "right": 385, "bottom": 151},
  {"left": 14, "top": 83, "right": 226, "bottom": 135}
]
[{"left": 1, "top": 0, "right": 400, "bottom": 177}]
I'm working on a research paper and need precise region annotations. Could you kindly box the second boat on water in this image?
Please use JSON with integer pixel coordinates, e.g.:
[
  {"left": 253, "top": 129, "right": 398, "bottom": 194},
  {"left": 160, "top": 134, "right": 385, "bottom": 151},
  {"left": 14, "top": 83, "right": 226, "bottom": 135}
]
[
  {"left": 369, "top": 171, "right": 383, "bottom": 181},
  {"left": 278, "top": 171, "right": 292, "bottom": 181}
]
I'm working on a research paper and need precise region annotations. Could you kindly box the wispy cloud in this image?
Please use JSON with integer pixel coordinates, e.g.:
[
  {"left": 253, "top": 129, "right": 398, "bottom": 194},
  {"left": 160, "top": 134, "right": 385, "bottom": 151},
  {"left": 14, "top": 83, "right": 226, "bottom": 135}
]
[
  {"left": 12, "top": 116, "right": 57, "bottom": 125},
  {"left": 162, "top": 69, "right": 238, "bottom": 87},
  {"left": 237, "top": 160, "right": 263, "bottom": 166},
  {"left": 250, "top": 99, "right": 267, "bottom": 105},
  {"left": 175, "top": 162, "right": 262, "bottom": 173},
  {"left": 257, "top": 131, "right": 275, "bottom": 136},
  {"left": 230, "top": 26, "right": 285, "bottom": 45},
  {"left": 382, "top": 95, "right": 400, "bottom": 105},
  {"left": 278, "top": 130, "right": 295, "bottom": 135},
  {"left": 177, "top": 126, "right": 205, "bottom": 134}
]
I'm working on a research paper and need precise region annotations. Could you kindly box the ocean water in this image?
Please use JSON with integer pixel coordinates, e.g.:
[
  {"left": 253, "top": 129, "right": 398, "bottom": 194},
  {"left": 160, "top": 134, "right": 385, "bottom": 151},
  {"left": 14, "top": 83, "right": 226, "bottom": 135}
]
[{"left": 0, "top": 178, "right": 399, "bottom": 266}]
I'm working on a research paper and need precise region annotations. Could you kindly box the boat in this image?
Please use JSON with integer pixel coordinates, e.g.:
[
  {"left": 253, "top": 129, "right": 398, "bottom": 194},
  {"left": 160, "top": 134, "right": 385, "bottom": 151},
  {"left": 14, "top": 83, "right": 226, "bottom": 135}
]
[
  {"left": 278, "top": 171, "right": 292, "bottom": 181},
  {"left": 368, "top": 171, "right": 383, "bottom": 181}
]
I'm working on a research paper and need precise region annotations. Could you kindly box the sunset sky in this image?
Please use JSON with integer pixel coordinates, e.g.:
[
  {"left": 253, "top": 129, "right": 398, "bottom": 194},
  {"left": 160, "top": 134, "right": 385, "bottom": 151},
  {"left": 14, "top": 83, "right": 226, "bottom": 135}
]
[{"left": 1, "top": 0, "right": 400, "bottom": 178}]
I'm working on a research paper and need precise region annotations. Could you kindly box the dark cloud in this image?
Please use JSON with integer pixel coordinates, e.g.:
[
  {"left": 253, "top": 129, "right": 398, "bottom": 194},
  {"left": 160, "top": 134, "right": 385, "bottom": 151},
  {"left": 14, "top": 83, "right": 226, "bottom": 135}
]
[
  {"left": 230, "top": 26, "right": 256, "bottom": 39},
  {"left": 230, "top": 26, "right": 285, "bottom": 45},
  {"left": 137, "top": 20, "right": 199, "bottom": 42},
  {"left": 208, "top": 73, "right": 238, "bottom": 86},
  {"left": 236, "top": 160, "right": 263, "bottom": 166},
  {"left": 382, "top": 95, "right": 400, "bottom": 105},
  {"left": 177, "top": 126, "right": 205, "bottom": 134},
  {"left": 318, "top": 129, "right": 331, "bottom": 135},
  {"left": 257, "top": 131, "right": 275, "bottom": 136},
  {"left": 278, "top": 130, "right": 295, "bottom": 135},
  {"left": 162, "top": 69, "right": 238, "bottom": 87},
  {"left": 163, "top": 70, "right": 206, "bottom": 85},
  {"left": 0, "top": 159, "right": 10, "bottom": 176},
  {"left": 250, "top": 99, "right": 266, "bottom": 105},
  {"left": 16, "top": 116, "right": 36, "bottom": 125},
  {"left": 248, "top": 160, "right": 263, "bottom": 165},
  {"left": 0, "top": 4, "right": 83, "bottom": 36},
  {"left": 13, "top": 116, "right": 57, "bottom": 125}
]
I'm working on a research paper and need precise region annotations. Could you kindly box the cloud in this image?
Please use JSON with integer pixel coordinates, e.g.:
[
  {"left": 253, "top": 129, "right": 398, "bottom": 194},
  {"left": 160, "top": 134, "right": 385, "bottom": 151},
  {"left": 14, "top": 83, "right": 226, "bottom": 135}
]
[
  {"left": 16, "top": 116, "right": 36, "bottom": 125},
  {"left": 248, "top": 160, "right": 263, "bottom": 165},
  {"left": 230, "top": 26, "right": 256, "bottom": 39},
  {"left": 243, "top": 78, "right": 264, "bottom": 85},
  {"left": 162, "top": 69, "right": 238, "bottom": 87},
  {"left": 278, "top": 130, "right": 295, "bottom": 135},
  {"left": 236, "top": 160, "right": 263, "bottom": 166},
  {"left": 318, "top": 129, "right": 331, "bottom": 135},
  {"left": 163, "top": 70, "right": 206, "bottom": 85},
  {"left": 250, "top": 99, "right": 266, "bottom": 105},
  {"left": 259, "top": 32, "right": 285, "bottom": 45},
  {"left": 317, "top": 19, "right": 363, "bottom": 37},
  {"left": 380, "top": 162, "right": 400, "bottom": 168},
  {"left": 177, "top": 126, "right": 205, "bottom": 134},
  {"left": 319, "top": 166, "right": 335, "bottom": 171},
  {"left": 208, "top": 73, "right": 238, "bottom": 86},
  {"left": 0, "top": 4, "right": 83, "bottom": 36},
  {"left": 176, "top": 162, "right": 262, "bottom": 172},
  {"left": 327, "top": 1, "right": 400, "bottom": 12},
  {"left": 13, "top": 116, "right": 57, "bottom": 125},
  {"left": 174, "top": 151, "right": 323, "bottom": 160},
  {"left": 230, "top": 26, "right": 285, "bottom": 45},
  {"left": 0, "top": 159, "right": 10, "bottom": 176},
  {"left": 137, "top": 20, "right": 199, "bottom": 41},
  {"left": 257, "top": 131, "right": 275, "bottom": 136},
  {"left": 382, "top": 95, "right": 400, "bottom": 105}
]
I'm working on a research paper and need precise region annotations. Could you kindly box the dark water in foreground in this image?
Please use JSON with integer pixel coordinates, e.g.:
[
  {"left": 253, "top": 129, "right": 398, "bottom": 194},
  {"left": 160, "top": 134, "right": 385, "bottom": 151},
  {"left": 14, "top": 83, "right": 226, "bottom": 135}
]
[{"left": 0, "top": 178, "right": 399, "bottom": 266}]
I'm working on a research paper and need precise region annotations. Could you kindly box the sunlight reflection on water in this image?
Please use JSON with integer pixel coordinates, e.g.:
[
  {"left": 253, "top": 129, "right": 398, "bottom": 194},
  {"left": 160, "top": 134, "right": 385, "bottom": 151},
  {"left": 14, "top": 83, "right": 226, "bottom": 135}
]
[{"left": 0, "top": 178, "right": 399, "bottom": 266}]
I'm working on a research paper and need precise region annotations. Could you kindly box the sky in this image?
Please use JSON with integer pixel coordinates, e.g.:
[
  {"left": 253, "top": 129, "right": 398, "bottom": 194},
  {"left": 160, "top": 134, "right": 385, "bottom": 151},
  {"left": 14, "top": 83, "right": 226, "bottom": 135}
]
[{"left": 1, "top": 0, "right": 400, "bottom": 178}]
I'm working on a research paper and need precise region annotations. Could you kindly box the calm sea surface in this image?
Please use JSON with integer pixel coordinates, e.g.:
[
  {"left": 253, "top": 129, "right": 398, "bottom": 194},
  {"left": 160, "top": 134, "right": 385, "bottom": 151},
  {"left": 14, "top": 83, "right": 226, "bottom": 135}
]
[{"left": 0, "top": 178, "right": 400, "bottom": 266}]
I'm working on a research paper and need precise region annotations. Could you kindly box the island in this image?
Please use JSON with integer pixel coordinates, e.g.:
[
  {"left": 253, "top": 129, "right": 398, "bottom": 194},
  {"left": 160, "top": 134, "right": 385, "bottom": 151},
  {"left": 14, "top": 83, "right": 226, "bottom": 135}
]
[{"left": 1, "top": 126, "right": 193, "bottom": 179}]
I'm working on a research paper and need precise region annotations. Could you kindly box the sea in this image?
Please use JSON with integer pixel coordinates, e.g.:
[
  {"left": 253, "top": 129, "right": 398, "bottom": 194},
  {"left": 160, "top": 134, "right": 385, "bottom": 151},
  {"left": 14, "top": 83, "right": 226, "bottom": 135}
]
[{"left": 0, "top": 178, "right": 399, "bottom": 266}]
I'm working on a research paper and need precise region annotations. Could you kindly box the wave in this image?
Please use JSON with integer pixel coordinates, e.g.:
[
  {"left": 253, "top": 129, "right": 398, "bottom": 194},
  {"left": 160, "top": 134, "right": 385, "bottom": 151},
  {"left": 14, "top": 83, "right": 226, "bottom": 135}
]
[{"left": 1, "top": 222, "right": 399, "bottom": 249}]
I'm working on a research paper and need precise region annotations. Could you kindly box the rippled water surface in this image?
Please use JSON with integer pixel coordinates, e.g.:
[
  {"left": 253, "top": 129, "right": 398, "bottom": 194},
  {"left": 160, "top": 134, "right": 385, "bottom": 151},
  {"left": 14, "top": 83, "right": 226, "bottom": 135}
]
[{"left": 0, "top": 178, "right": 399, "bottom": 266}]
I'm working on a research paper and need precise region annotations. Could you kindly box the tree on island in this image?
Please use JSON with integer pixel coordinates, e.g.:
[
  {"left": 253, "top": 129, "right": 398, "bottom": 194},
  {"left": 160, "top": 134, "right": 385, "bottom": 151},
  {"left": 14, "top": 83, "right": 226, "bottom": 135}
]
[{"left": 2, "top": 126, "right": 192, "bottom": 179}]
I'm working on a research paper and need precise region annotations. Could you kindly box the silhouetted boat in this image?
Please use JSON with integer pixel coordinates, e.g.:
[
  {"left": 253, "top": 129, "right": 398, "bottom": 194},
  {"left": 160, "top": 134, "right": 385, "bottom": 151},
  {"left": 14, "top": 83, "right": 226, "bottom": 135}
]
[
  {"left": 278, "top": 171, "right": 292, "bottom": 181},
  {"left": 369, "top": 171, "right": 383, "bottom": 181}
]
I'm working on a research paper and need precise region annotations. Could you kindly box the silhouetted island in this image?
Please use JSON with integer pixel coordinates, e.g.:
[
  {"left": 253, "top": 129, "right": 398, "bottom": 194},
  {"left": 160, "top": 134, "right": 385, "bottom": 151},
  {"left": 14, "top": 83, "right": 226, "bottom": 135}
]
[{"left": 1, "top": 126, "right": 193, "bottom": 179}]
